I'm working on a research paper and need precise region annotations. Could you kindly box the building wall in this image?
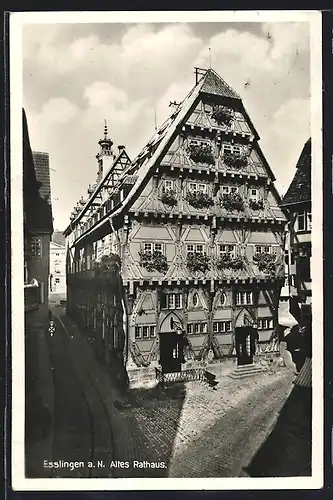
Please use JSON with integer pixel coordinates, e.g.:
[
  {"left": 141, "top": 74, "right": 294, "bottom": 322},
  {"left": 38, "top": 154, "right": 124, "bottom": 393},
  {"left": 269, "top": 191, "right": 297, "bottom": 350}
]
[
  {"left": 28, "top": 233, "right": 51, "bottom": 305},
  {"left": 50, "top": 243, "right": 67, "bottom": 293}
]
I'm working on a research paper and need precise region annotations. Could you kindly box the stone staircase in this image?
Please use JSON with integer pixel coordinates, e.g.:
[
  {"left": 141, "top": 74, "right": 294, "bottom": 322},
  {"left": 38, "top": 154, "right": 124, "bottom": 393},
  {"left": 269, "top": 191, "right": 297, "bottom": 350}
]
[{"left": 228, "top": 363, "right": 266, "bottom": 379}]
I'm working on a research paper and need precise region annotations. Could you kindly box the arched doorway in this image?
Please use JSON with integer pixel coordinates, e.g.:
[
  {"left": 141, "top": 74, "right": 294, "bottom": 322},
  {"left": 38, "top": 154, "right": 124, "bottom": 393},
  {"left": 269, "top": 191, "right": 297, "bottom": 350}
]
[
  {"left": 159, "top": 313, "right": 184, "bottom": 374},
  {"left": 234, "top": 308, "right": 258, "bottom": 366}
]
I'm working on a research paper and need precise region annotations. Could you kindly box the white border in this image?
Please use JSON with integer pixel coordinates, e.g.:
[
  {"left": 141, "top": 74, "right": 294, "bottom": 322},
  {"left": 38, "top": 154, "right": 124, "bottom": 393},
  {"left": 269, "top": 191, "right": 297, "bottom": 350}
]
[{"left": 10, "top": 10, "right": 323, "bottom": 491}]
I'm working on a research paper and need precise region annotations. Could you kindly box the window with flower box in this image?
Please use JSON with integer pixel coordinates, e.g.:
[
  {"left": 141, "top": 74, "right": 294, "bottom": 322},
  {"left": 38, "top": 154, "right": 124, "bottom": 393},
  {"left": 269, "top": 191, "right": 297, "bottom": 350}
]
[
  {"left": 221, "top": 185, "right": 239, "bottom": 195},
  {"left": 143, "top": 242, "right": 163, "bottom": 255},
  {"left": 187, "top": 322, "right": 207, "bottom": 334},
  {"left": 257, "top": 318, "right": 273, "bottom": 330},
  {"left": 188, "top": 182, "right": 207, "bottom": 193},
  {"left": 219, "top": 244, "right": 236, "bottom": 257},
  {"left": 164, "top": 179, "right": 174, "bottom": 191},
  {"left": 236, "top": 291, "right": 253, "bottom": 306},
  {"left": 135, "top": 325, "right": 156, "bottom": 339},
  {"left": 187, "top": 243, "right": 205, "bottom": 256},
  {"left": 255, "top": 245, "right": 272, "bottom": 254},
  {"left": 213, "top": 321, "right": 232, "bottom": 333}
]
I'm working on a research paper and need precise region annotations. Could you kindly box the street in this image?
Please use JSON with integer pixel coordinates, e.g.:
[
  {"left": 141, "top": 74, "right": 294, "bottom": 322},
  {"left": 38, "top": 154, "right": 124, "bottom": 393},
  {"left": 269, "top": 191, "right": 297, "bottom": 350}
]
[{"left": 25, "top": 300, "right": 295, "bottom": 478}]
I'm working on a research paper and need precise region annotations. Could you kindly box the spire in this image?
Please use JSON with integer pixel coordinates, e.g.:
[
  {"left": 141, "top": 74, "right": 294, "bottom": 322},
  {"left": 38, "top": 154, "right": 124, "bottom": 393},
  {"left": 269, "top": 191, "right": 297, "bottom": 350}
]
[{"left": 98, "top": 119, "right": 113, "bottom": 155}]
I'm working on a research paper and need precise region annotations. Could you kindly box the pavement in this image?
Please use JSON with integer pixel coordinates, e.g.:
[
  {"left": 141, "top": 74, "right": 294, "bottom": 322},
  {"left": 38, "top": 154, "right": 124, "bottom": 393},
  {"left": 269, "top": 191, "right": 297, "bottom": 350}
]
[{"left": 25, "top": 301, "right": 300, "bottom": 479}]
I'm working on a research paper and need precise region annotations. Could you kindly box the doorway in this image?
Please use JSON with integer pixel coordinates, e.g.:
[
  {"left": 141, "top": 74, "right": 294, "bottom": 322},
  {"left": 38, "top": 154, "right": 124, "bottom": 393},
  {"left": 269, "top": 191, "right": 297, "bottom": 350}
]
[
  {"left": 235, "top": 326, "right": 254, "bottom": 366},
  {"left": 159, "top": 332, "right": 182, "bottom": 374}
]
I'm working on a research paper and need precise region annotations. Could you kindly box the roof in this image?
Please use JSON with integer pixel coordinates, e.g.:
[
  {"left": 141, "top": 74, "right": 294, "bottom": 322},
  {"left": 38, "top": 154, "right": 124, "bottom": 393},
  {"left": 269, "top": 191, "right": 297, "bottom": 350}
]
[
  {"left": 294, "top": 357, "right": 311, "bottom": 388},
  {"left": 52, "top": 230, "right": 66, "bottom": 246},
  {"left": 64, "top": 148, "right": 131, "bottom": 235},
  {"left": 31, "top": 150, "right": 53, "bottom": 234},
  {"left": 200, "top": 68, "right": 241, "bottom": 100},
  {"left": 281, "top": 138, "right": 311, "bottom": 207},
  {"left": 50, "top": 241, "right": 66, "bottom": 250},
  {"left": 72, "top": 68, "right": 280, "bottom": 246},
  {"left": 32, "top": 151, "right": 52, "bottom": 204}
]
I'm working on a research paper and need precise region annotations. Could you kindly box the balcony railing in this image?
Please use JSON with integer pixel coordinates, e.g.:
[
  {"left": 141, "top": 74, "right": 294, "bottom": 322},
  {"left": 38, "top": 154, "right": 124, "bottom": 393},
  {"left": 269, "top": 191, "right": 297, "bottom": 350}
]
[{"left": 24, "top": 283, "right": 40, "bottom": 312}]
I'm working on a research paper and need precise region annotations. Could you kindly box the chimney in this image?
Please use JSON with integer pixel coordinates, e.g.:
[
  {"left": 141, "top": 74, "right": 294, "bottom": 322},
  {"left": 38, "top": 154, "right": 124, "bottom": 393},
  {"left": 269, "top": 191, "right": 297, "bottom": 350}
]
[{"left": 118, "top": 145, "right": 126, "bottom": 152}]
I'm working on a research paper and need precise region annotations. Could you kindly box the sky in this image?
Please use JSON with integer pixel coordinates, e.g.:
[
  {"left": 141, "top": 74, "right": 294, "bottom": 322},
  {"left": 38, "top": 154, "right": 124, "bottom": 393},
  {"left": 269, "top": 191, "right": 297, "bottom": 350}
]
[{"left": 22, "top": 20, "right": 311, "bottom": 231}]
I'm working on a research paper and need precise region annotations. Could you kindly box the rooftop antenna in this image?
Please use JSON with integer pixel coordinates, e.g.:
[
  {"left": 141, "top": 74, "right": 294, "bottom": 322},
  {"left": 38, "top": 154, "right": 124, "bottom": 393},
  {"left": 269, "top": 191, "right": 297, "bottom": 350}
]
[
  {"left": 104, "top": 118, "right": 108, "bottom": 139},
  {"left": 209, "top": 47, "right": 212, "bottom": 69}
]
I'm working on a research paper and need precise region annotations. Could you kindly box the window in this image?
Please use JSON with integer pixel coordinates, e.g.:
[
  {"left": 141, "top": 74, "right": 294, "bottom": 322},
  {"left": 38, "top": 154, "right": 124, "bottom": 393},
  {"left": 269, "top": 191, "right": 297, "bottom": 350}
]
[
  {"left": 135, "top": 325, "right": 156, "bottom": 339},
  {"left": 255, "top": 245, "right": 272, "bottom": 254},
  {"left": 258, "top": 318, "right": 273, "bottom": 330},
  {"left": 250, "top": 189, "right": 258, "bottom": 201},
  {"left": 55, "top": 253, "right": 60, "bottom": 256},
  {"left": 222, "top": 144, "right": 243, "bottom": 155},
  {"left": 187, "top": 244, "right": 205, "bottom": 255},
  {"left": 143, "top": 242, "right": 163, "bottom": 254},
  {"left": 55, "top": 278, "right": 60, "bottom": 284},
  {"left": 236, "top": 291, "right": 253, "bottom": 306},
  {"left": 297, "top": 212, "right": 306, "bottom": 231},
  {"left": 187, "top": 322, "right": 207, "bottom": 334},
  {"left": 213, "top": 321, "right": 232, "bottom": 333},
  {"left": 307, "top": 211, "right": 312, "bottom": 230},
  {"left": 164, "top": 293, "right": 183, "bottom": 310},
  {"left": 219, "top": 244, "right": 235, "bottom": 257},
  {"left": 164, "top": 180, "right": 174, "bottom": 191},
  {"left": 220, "top": 293, "right": 226, "bottom": 306},
  {"left": 221, "top": 185, "right": 239, "bottom": 195},
  {"left": 192, "top": 293, "right": 199, "bottom": 307},
  {"left": 31, "top": 237, "right": 42, "bottom": 257},
  {"left": 188, "top": 182, "right": 207, "bottom": 193}
]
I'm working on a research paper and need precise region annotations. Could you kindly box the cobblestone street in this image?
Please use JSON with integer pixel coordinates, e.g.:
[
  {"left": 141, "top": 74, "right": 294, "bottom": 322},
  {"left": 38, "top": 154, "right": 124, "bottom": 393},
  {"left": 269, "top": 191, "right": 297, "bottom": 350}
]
[{"left": 25, "top": 304, "right": 295, "bottom": 479}]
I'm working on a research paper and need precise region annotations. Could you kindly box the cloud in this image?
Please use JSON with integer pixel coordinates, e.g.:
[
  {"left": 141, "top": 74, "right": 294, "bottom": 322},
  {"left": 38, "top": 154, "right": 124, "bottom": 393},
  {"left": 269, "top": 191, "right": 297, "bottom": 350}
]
[{"left": 22, "top": 21, "right": 311, "bottom": 229}]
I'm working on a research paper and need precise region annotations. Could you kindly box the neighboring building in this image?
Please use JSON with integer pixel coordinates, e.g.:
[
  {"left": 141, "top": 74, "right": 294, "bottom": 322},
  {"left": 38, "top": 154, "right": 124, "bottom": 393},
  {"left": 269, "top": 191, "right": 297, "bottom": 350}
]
[
  {"left": 52, "top": 230, "right": 66, "bottom": 247},
  {"left": 50, "top": 241, "right": 66, "bottom": 293},
  {"left": 29, "top": 151, "right": 53, "bottom": 310},
  {"left": 23, "top": 111, "right": 53, "bottom": 316},
  {"left": 280, "top": 138, "right": 312, "bottom": 329},
  {"left": 64, "top": 68, "right": 286, "bottom": 388}
]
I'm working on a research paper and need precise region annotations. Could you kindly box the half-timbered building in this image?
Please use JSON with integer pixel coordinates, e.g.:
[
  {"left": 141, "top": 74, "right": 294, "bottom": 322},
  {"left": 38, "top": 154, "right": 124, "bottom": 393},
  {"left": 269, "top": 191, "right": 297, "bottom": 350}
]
[{"left": 65, "top": 68, "right": 286, "bottom": 388}]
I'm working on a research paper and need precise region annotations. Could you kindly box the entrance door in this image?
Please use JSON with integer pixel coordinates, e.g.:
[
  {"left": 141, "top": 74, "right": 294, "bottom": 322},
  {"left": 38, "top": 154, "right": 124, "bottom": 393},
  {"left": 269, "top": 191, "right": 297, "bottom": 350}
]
[
  {"left": 235, "top": 327, "right": 254, "bottom": 366},
  {"left": 159, "top": 332, "right": 182, "bottom": 374}
]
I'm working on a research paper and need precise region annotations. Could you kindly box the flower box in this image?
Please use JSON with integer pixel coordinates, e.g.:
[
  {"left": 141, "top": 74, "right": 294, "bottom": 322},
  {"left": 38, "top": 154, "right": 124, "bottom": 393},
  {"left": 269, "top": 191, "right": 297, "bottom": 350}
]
[
  {"left": 160, "top": 188, "right": 178, "bottom": 207},
  {"left": 188, "top": 143, "right": 215, "bottom": 165},
  {"left": 249, "top": 199, "right": 264, "bottom": 211},
  {"left": 187, "top": 252, "right": 210, "bottom": 273},
  {"left": 217, "top": 254, "right": 244, "bottom": 270},
  {"left": 223, "top": 152, "right": 248, "bottom": 170},
  {"left": 138, "top": 251, "right": 168, "bottom": 273},
  {"left": 186, "top": 191, "right": 214, "bottom": 210},
  {"left": 221, "top": 192, "right": 245, "bottom": 212},
  {"left": 253, "top": 252, "right": 276, "bottom": 275},
  {"left": 211, "top": 105, "right": 233, "bottom": 126}
]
